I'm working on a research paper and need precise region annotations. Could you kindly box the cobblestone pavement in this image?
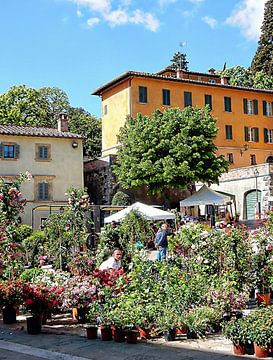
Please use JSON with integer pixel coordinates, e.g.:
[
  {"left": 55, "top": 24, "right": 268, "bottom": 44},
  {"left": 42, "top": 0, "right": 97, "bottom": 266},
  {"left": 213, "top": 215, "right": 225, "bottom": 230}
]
[{"left": 0, "top": 314, "right": 253, "bottom": 360}]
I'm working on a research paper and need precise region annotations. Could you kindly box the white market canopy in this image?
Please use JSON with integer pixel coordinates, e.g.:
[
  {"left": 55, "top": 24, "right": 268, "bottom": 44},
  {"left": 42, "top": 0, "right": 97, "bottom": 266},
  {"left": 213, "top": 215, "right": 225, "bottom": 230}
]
[
  {"left": 180, "top": 185, "right": 233, "bottom": 207},
  {"left": 104, "top": 202, "right": 175, "bottom": 223}
]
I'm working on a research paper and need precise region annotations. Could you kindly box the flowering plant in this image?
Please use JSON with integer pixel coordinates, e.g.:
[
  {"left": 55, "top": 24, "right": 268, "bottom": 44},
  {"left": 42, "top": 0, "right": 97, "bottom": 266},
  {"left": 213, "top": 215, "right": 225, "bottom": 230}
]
[
  {"left": 22, "top": 283, "right": 60, "bottom": 316},
  {"left": 60, "top": 275, "right": 97, "bottom": 310},
  {"left": 0, "top": 278, "right": 24, "bottom": 307}
]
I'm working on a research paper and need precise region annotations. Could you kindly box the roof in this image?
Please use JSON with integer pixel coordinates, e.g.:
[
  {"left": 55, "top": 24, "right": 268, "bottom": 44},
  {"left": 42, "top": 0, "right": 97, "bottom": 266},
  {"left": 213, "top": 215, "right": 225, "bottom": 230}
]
[
  {"left": 0, "top": 124, "right": 84, "bottom": 139},
  {"left": 156, "top": 66, "right": 221, "bottom": 78},
  {"left": 92, "top": 70, "right": 273, "bottom": 96},
  {"left": 180, "top": 184, "right": 233, "bottom": 206},
  {"left": 104, "top": 201, "right": 175, "bottom": 223}
]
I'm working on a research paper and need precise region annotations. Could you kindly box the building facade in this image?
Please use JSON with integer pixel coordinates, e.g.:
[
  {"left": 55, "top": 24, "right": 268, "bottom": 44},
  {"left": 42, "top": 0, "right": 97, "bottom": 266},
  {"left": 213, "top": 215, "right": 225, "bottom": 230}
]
[
  {"left": 92, "top": 67, "right": 273, "bottom": 219},
  {"left": 92, "top": 68, "right": 273, "bottom": 168},
  {"left": 0, "top": 117, "right": 84, "bottom": 229}
]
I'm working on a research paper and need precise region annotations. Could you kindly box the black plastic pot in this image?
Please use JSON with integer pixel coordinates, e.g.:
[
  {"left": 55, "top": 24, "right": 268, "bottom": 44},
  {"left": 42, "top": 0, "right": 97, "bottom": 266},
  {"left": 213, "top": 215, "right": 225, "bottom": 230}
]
[
  {"left": 2, "top": 306, "right": 16, "bottom": 324},
  {"left": 27, "top": 316, "right": 42, "bottom": 335},
  {"left": 186, "top": 329, "right": 198, "bottom": 339},
  {"left": 163, "top": 328, "right": 176, "bottom": 341}
]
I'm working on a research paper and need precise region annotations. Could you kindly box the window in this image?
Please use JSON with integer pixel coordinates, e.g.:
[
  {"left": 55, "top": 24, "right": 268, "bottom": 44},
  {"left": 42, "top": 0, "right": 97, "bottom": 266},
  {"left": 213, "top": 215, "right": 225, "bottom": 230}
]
[
  {"left": 244, "top": 126, "right": 259, "bottom": 142},
  {"left": 36, "top": 144, "right": 51, "bottom": 161},
  {"left": 38, "top": 182, "right": 49, "bottom": 201},
  {"left": 224, "top": 97, "right": 232, "bottom": 112},
  {"left": 264, "top": 128, "right": 273, "bottom": 143},
  {"left": 209, "top": 79, "right": 216, "bottom": 84},
  {"left": 104, "top": 104, "right": 108, "bottom": 115},
  {"left": 162, "top": 89, "right": 170, "bottom": 106},
  {"left": 243, "top": 98, "right": 258, "bottom": 115},
  {"left": 263, "top": 101, "right": 273, "bottom": 116},
  {"left": 139, "top": 86, "right": 147, "bottom": 103},
  {"left": 0, "top": 143, "right": 19, "bottom": 159},
  {"left": 225, "top": 125, "right": 233, "bottom": 140},
  {"left": 204, "top": 94, "right": 212, "bottom": 110},
  {"left": 250, "top": 154, "right": 256, "bottom": 165},
  {"left": 184, "top": 91, "right": 192, "bottom": 107},
  {"left": 227, "top": 153, "right": 234, "bottom": 163}
]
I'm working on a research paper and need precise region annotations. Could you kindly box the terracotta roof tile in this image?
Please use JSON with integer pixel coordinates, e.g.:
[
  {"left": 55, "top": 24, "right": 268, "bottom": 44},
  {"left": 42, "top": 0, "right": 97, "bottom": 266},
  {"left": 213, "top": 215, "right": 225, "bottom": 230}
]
[{"left": 0, "top": 124, "right": 84, "bottom": 139}]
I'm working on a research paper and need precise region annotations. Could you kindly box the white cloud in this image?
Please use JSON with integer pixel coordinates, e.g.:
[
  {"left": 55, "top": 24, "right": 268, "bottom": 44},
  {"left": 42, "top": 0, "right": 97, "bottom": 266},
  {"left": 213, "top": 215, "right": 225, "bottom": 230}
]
[
  {"left": 202, "top": 16, "right": 217, "bottom": 29},
  {"left": 225, "top": 0, "right": 266, "bottom": 41},
  {"left": 70, "top": 0, "right": 160, "bottom": 31},
  {"left": 86, "top": 17, "right": 100, "bottom": 27}
]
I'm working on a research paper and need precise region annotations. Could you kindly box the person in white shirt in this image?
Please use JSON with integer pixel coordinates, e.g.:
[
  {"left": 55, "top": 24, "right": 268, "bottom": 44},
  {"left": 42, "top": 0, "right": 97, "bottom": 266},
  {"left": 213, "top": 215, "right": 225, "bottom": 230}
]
[{"left": 99, "top": 248, "right": 123, "bottom": 271}]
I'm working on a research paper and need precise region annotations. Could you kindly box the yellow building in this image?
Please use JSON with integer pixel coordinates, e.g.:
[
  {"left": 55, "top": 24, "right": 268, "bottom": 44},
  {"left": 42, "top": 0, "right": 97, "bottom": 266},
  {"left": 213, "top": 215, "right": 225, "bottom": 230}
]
[
  {"left": 92, "top": 68, "right": 273, "bottom": 168},
  {"left": 0, "top": 115, "right": 84, "bottom": 229}
]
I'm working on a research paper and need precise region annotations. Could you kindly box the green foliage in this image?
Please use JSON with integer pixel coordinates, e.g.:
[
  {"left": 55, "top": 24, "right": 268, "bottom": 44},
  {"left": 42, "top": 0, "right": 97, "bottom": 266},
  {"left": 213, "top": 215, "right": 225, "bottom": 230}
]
[
  {"left": 251, "top": 0, "right": 273, "bottom": 76},
  {"left": 12, "top": 224, "right": 33, "bottom": 243},
  {"left": 0, "top": 85, "right": 102, "bottom": 159},
  {"left": 111, "top": 191, "right": 131, "bottom": 206},
  {"left": 23, "top": 231, "right": 47, "bottom": 267},
  {"left": 218, "top": 65, "right": 273, "bottom": 89},
  {"left": 19, "top": 267, "right": 44, "bottom": 282},
  {"left": 223, "top": 317, "right": 248, "bottom": 345},
  {"left": 113, "top": 107, "right": 228, "bottom": 194},
  {"left": 170, "top": 52, "right": 189, "bottom": 70}
]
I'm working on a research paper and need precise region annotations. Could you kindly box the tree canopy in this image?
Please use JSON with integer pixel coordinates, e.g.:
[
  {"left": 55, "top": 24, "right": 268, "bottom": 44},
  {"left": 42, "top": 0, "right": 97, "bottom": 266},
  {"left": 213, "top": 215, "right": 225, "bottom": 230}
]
[
  {"left": 113, "top": 107, "right": 228, "bottom": 194},
  {"left": 170, "top": 52, "right": 189, "bottom": 71},
  {"left": 218, "top": 66, "right": 273, "bottom": 90},
  {"left": 0, "top": 85, "right": 101, "bottom": 159},
  {"left": 250, "top": 0, "right": 273, "bottom": 76}
]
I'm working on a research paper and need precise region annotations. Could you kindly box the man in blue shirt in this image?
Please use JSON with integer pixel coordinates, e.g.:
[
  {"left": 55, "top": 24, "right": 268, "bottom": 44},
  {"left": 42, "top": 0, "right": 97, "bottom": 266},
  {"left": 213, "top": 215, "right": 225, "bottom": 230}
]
[{"left": 154, "top": 223, "right": 168, "bottom": 261}]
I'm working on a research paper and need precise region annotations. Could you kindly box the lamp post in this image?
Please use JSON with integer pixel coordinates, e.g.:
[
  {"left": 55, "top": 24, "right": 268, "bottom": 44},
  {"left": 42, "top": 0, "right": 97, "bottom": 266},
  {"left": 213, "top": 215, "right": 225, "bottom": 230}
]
[{"left": 254, "top": 169, "right": 260, "bottom": 219}]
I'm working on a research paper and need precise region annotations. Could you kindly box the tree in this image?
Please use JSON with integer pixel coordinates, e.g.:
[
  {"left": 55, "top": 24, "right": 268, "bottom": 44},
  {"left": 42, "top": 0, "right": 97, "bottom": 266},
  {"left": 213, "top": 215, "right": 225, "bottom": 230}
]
[
  {"left": 251, "top": 0, "right": 273, "bottom": 76},
  {"left": 113, "top": 107, "right": 228, "bottom": 194},
  {"left": 111, "top": 191, "right": 131, "bottom": 206},
  {"left": 218, "top": 66, "right": 273, "bottom": 90},
  {"left": 68, "top": 107, "right": 101, "bottom": 158},
  {"left": 0, "top": 85, "right": 102, "bottom": 159},
  {"left": 170, "top": 52, "right": 189, "bottom": 70}
]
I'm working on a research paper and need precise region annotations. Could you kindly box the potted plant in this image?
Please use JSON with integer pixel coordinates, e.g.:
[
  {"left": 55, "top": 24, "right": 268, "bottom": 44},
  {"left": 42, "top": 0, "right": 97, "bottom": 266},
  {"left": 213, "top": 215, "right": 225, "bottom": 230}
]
[
  {"left": 0, "top": 279, "right": 23, "bottom": 324},
  {"left": 223, "top": 318, "right": 248, "bottom": 355}
]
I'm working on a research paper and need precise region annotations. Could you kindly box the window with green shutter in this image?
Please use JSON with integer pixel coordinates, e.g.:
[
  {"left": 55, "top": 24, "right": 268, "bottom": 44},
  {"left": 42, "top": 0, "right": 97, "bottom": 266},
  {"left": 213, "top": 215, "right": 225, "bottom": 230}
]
[
  {"left": 184, "top": 91, "right": 192, "bottom": 107},
  {"left": 224, "top": 97, "right": 232, "bottom": 112},
  {"left": 225, "top": 125, "right": 233, "bottom": 140},
  {"left": 38, "top": 182, "right": 49, "bottom": 201},
  {"left": 204, "top": 94, "right": 212, "bottom": 110},
  {"left": 139, "top": 86, "right": 147, "bottom": 103},
  {"left": 162, "top": 89, "right": 170, "bottom": 106}
]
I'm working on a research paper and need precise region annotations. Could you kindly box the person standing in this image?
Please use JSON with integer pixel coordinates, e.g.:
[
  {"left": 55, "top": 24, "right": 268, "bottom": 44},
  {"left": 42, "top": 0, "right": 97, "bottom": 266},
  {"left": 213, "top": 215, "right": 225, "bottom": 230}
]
[
  {"left": 99, "top": 248, "right": 123, "bottom": 270},
  {"left": 154, "top": 223, "right": 169, "bottom": 261}
]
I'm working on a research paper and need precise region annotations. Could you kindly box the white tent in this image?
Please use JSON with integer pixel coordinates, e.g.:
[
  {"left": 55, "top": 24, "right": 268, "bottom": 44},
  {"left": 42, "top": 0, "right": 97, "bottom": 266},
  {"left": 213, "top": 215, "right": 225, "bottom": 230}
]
[
  {"left": 104, "top": 202, "right": 175, "bottom": 223},
  {"left": 180, "top": 185, "right": 232, "bottom": 207}
]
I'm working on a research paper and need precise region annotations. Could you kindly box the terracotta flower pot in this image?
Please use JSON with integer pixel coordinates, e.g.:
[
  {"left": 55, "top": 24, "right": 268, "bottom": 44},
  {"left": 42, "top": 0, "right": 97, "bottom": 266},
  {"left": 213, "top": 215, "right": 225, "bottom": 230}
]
[
  {"left": 100, "top": 326, "right": 112, "bottom": 341},
  {"left": 257, "top": 292, "right": 271, "bottom": 305},
  {"left": 176, "top": 327, "right": 187, "bottom": 335},
  {"left": 138, "top": 327, "right": 151, "bottom": 340},
  {"left": 233, "top": 343, "right": 246, "bottom": 355},
  {"left": 113, "top": 327, "right": 125, "bottom": 342},
  {"left": 254, "top": 343, "right": 269, "bottom": 358},
  {"left": 125, "top": 330, "right": 138, "bottom": 344}
]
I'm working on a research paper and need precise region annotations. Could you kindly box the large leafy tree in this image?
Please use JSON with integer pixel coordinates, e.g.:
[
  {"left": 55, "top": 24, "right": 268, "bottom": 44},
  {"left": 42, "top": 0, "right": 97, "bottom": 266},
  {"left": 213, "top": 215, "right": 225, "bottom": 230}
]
[
  {"left": 113, "top": 107, "right": 228, "bottom": 194},
  {"left": 218, "top": 65, "right": 273, "bottom": 89},
  {"left": 0, "top": 85, "right": 101, "bottom": 158},
  {"left": 250, "top": 0, "right": 273, "bottom": 76}
]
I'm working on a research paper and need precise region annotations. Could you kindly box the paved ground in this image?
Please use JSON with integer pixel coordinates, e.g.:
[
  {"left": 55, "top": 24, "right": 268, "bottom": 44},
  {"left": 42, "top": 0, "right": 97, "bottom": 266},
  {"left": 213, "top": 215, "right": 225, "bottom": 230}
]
[{"left": 0, "top": 313, "right": 255, "bottom": 360}]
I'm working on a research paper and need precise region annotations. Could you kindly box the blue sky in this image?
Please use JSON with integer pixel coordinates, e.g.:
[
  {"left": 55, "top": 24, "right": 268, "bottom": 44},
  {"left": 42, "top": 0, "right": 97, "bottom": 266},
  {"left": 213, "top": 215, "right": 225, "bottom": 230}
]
[{"left": 0, "top": 0, "right": 267, "bottom": 118}]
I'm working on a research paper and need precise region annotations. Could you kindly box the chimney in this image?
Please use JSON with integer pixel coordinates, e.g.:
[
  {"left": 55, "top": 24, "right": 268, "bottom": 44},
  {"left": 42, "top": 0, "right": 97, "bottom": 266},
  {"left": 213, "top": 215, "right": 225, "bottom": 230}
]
[
  {"left": 58, "top": 112, "right": 68, "bottom": 132},
  {"left": 208, "top": 68, "right": 216, "bottom": 75},
  {"left": 221, "top": 75, "right": 229, "bottom": 85},
  {"left": 176, "top": 68, "right": 185, "bottom": 79}
]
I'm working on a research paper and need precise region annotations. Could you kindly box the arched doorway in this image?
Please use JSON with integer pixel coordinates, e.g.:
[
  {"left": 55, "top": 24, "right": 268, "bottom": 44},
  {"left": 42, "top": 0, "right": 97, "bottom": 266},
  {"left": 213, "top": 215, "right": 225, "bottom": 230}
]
[
  {"left": 245, "top": 190, "right": 261, "bottom": 220},
  {"left": 266, "top": 156, "right": 273, "bottom": 163}
]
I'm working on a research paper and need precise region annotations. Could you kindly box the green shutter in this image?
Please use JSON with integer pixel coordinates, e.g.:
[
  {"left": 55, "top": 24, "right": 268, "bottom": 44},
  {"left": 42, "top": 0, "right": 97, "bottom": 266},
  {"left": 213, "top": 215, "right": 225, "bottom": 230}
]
[
  {"left": 14, "top": 144, "right": 20, "bottom": 159},
  {"left": 243, "top": 99, "right": 248, "bottom": 114},
  {"left": 253, "top": 100, "right": 258, "bottom": 115},
  {"left": 254, "top": 127, "right": 259, "bottom": 142},
  {"left": 244, "top": 126, "right": 249, "bottom": 141},
  {"left": 263, "top": 101, "right": 267, "bottom": 115},
  {"left": 264, "top": 128, "right": 269, "bottom": 143}
]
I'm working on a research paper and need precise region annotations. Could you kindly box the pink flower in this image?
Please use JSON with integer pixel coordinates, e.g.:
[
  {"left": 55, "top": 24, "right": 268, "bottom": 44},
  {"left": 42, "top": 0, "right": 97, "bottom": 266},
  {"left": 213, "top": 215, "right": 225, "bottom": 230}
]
[{"left": 266, "top": 245, "right": 273, "bottom": 251}]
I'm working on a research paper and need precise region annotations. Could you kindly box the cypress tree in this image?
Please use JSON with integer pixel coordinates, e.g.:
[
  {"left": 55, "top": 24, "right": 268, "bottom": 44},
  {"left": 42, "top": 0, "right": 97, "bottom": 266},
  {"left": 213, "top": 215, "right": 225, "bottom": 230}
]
[
  {"left": 170, "top": 52, "right": 189, "bottom": 71},
  {"left": 250, "top": 0, "right": 273, "bottom": 76}
]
